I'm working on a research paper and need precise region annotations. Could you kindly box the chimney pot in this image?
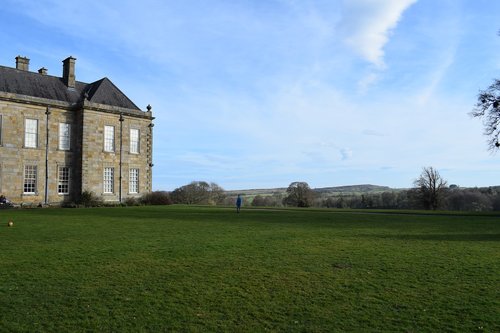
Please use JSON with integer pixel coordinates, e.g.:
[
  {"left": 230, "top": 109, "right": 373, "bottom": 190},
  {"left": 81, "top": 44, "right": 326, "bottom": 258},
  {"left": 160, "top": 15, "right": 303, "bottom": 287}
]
[
  {"left": 15, "top": 56, "right": 30, "bottom": 71},
  {"left": 62, "top": 56, "right": 76, "bottom": 88},
  {"left": 38, "top": 67, "right": 48, "bottom": 75}
]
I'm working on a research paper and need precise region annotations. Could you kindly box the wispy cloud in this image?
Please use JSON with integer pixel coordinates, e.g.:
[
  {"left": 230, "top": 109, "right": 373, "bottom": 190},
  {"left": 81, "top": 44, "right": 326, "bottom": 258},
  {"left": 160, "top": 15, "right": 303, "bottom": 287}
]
[{"left": 338, "top": 0, "right": 418, "bottom": 68}]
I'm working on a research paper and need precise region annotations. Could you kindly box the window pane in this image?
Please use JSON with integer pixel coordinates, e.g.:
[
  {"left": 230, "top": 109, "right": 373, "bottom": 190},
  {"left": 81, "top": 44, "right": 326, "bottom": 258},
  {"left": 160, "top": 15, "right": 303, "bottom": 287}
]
[
  {"left": 58, "top": 166, "right": 70, "bottom": 194},
  {"left": 24, "top": 165, "right": 37, "bottom": 194},
  {"left": 103, "top": 167, "right": 114, "bottom": 193},
  {"left": 104, "top": 126, "right": 114, "bottom": 152},
  {"left": 25, "top": 119, "right": 38, "bottom": 148},
  {"left": 130, "top": 129, "right": 139, "bottom": 154},
  {"left": 129, "top": 168, "right": 139, "bottom": 193},
  {"left": 59, "top": 123, "right": 71, "bottom": 150}
]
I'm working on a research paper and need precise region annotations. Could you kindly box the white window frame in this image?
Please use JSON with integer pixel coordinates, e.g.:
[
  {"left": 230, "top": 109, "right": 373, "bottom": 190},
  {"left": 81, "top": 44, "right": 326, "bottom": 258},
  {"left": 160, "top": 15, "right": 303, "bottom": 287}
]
[
  {"left": 58, "top": 166, "right": 70, "bottom": 194},
  {"left": 58, "top": 123, "right": 71, "bottom": 150},
  {"left": 104, "top": 125, "right": 115, "bottom": 152},
  {"left": 24, "top": 165, "right": 37, "bottom": 194},
  {"left": 130, "top": 128, "right": 140, "bottom": 154},
  {"left": 129, "top": 168, "right": 139, "bottom": 193},
  {"left": 25, "top": 118, "right": 38, "bottom": 148},
  {"left": 103, "top": 167, "right": 114, "bottom": 193}
]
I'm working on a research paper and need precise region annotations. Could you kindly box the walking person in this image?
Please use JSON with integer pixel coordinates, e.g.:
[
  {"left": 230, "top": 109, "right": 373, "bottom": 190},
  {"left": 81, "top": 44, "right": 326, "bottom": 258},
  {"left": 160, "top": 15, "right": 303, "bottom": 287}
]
[{"left": 236, "top": 194, "right": 242, "bottom": 213}]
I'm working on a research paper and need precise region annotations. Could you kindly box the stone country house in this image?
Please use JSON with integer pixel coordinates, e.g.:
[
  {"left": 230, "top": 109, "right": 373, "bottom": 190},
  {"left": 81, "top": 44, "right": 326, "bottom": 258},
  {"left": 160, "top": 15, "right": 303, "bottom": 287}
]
[{"left": 0, "top": 56, "right": 154, "bottom": 205}]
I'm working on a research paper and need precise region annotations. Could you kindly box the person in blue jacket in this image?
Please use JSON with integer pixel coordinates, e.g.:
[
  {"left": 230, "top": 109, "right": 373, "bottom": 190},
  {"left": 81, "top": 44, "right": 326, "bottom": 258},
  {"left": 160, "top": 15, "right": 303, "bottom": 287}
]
[{"left": 236, "top": 194, "right": 242, "bottom": 213}]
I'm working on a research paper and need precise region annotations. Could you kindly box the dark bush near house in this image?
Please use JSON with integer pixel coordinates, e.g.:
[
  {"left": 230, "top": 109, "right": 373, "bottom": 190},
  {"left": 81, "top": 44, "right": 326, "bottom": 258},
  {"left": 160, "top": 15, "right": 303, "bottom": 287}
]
[
  {"left": 77, "top": 190, "right": 104, "bottom": 208},
  {"left": 124, "top": 197, "right": 140, "bottom": 206},
  {"left": 61, "top": 201, "right": 78, "bottom": 208},
  {"left": 140, "top": 191, "right": 172, "bottom": 205}
]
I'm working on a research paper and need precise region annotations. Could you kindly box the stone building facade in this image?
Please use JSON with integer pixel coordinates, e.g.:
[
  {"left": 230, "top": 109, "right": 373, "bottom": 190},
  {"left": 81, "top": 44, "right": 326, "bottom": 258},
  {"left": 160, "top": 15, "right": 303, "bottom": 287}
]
[{"left": 0, "top": 56, "right": 154, "bottom": 205}]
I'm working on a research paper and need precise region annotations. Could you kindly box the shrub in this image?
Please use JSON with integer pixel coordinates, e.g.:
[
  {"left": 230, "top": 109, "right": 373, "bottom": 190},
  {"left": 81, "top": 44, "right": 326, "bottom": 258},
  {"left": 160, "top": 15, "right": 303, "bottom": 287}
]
[
  {"left": 78, "top": 190, "right": 103, "bottom": 208},
  {"left": 140, "top": 191, "right": 172, "bottom": 205},
  {"left": 251, "top": 195, "right": 265, "bottom": 206},
  {"left": 61, "top": 201, "right": 78, "bottom": 208},
  {"left": 124, "top": 197, "right": 140, "bottom": 206}
]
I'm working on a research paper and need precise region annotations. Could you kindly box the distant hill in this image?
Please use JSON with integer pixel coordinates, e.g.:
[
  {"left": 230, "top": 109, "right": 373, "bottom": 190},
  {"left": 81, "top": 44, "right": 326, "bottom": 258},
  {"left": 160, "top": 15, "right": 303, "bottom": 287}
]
[
  {"left": 314, "top": 184, "right": 393, "bottom": 194},
  {"left": 225, "top": 188, "right": 287, "bottom": 196},
  {"left": 226, "top": 184, "right": 398, "bottom": 197}
]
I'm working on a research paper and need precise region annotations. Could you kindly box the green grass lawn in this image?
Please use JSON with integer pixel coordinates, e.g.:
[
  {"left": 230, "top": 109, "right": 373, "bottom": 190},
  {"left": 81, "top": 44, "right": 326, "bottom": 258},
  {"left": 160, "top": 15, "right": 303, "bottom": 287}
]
[{"left": 0, "top": 206, "right": 498, "bottom": 332}]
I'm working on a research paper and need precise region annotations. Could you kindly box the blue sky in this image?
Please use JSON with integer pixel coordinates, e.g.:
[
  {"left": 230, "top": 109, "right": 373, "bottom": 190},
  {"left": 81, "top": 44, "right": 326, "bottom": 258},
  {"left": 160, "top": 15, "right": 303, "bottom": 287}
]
[{"left": 1, "top": 0, "right": 499, "bottom": 190}]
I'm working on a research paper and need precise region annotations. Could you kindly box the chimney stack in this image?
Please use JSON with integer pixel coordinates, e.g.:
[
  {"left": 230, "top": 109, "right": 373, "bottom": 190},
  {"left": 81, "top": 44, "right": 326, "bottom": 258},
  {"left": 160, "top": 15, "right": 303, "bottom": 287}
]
[
  {"left": 38, "top": 67, "right": 48, "bottom": 75},
  {"left": 15, "top": 56, "right": 30, "bottom": 71},
  {"left": 62, "top": 56, "right": 76, "bottom": 88}
]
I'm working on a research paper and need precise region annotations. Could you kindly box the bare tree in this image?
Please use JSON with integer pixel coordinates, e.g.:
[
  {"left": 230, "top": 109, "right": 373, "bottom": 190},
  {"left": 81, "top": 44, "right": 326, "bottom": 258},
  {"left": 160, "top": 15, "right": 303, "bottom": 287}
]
[
  {"left": 209, "top": 182, "right": 226, "bottom": 205},
  {"left": 283, "top": 181, "right": 315, "bottom": 207},
  {"left": 471, "top": 79, "right": 500, "bottom": 151},
  {"left": 413, "top": 167, "right": 448, "bottom": 210},
  {"left": 471, "top": 31, "right": 500, "bottom": 151}
]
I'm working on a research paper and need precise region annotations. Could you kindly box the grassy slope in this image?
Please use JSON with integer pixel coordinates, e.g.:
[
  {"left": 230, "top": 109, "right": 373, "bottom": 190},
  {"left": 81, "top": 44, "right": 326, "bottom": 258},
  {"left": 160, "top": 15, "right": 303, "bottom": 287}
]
[{"left": 0, "top": 206, "right": 498, "bottom": 332}]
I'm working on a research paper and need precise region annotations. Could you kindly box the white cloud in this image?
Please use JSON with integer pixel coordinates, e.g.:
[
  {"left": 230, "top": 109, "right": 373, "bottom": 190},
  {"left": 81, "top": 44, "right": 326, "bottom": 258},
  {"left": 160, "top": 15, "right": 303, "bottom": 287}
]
[
  {"left": 340, "top": 148, "right": 353, "bottom": 160},
  {"left": 338, "top": 0, "right": 418, "bottom": 68}
]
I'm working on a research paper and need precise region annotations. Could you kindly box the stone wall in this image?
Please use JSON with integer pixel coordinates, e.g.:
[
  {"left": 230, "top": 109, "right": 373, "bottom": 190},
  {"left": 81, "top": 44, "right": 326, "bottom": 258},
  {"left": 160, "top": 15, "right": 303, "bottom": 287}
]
[
  {"left": 0, "top": 96, "right": 153, "bottom": 205},
  {"left": 81, "top": 108, "right": 153, "bottom": 202}
]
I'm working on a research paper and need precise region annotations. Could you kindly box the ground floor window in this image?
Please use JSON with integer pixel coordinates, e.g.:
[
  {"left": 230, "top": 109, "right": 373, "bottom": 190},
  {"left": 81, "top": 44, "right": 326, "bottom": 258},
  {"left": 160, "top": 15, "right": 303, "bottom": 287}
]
[
  {"left": 129, "top": 168, "right": 139, "bottom": 193},
  {"left": 24, "top": 165, "right": 37, "bottom": 194},
  {"left": 103, "top": 167, "right": 114, "bottom": 193},
  {"left": 58, "top": 166, "right": 70, "bottom": 194}
]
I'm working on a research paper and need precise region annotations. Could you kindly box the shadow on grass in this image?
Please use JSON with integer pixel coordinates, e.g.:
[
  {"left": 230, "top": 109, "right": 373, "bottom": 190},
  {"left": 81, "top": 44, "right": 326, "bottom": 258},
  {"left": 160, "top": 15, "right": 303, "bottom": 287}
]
[{"left": 363, "top": 233, "right": 500, "bottom": 242}]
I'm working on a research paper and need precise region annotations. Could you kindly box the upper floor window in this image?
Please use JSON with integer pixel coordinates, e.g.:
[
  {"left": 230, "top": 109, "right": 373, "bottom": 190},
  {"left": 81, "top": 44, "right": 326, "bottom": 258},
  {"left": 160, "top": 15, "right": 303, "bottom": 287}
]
[
  {"left": 25, "top": 118, "right": 38, "bottom": 148},
  {"left": 24, "top": 165, "right": 37, "bottom": 194},
  {"left": 130, "top": 129, "right": 139, "bottom": 154},
  {"left": 59, "top": 123, "right": 71, "bottom": 150},
  {"left": 104, "top": 125, "right": 115, "bottom": 152},
  {"left": 58, "top": 166, "right": 70, "bottom": 194}
]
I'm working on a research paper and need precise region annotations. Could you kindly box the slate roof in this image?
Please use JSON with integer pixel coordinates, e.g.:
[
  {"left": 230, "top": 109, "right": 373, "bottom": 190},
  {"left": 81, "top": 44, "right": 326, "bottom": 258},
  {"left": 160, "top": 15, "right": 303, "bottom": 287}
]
[{"left": 0, "top": 65, "right": 140, "bottom": 111}]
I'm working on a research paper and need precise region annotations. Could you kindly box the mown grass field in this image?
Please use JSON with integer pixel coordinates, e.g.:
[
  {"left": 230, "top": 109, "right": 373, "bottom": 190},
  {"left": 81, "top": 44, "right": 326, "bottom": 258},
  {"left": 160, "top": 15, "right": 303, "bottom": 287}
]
[{"left": 0, "top": 206, "right": 498, "bottom": 332}]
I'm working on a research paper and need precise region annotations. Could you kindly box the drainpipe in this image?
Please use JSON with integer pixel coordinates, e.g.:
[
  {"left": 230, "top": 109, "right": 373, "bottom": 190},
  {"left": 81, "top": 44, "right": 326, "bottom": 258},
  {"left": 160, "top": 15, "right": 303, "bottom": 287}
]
[
  {"left": 119, "top": 113, "right": 124, "bottom": 203},
  {"left": 148, "top": 125, "right": 154, "bottom": 191},
  {"left": 147, "top": 104, "right": 153, "bottom": 193},
  {"left": 44, "top": 106, "right": 51, "bottom": 205}
]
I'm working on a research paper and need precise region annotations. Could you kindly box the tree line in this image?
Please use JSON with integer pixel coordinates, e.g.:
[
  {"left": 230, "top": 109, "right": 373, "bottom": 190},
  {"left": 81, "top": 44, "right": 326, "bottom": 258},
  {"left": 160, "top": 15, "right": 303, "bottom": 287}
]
[
  {"left": 164, "top": 167, "right": 500, "bottom": 212},
  {"left": 249, "top": 184, "right": 500, "bottom": 212}
]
